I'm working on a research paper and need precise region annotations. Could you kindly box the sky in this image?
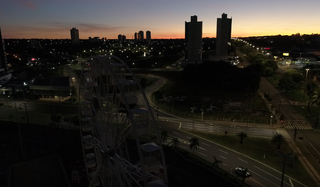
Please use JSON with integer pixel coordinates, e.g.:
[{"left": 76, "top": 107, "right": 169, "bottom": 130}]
[{"left": 1, "top": 0, "right": 320, "bottom": 39}]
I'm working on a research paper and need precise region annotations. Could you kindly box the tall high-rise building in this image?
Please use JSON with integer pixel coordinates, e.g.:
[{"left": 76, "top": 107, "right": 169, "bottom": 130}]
[
  {"left": 134, "top": 32, "right": 138, "bottom": 41},
  {"left": 138, "top": 30, "right": 144, "bottom": 41},
  {"left": 146, "top": 30, "right": 151, "bottom": 43},
  {"left": 185, "top": 15, "right": 202, "bottom": 63},
  {"left": 118, "top": 34, "right": 122, "bottom": 41},
  {"left": 216, "top": 13, "right": 232, "bottom": 56},
  {"left": 70, "top": 27, "right": 80, "bottom": 45},
  {"left": 122, "top": 35, "right": 126, "bottom": 41},
  {"left": 0, "top": 28, "right": 7, "bottom": 74}
]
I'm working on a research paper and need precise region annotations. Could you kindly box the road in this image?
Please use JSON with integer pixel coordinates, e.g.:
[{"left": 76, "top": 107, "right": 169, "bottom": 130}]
[
  {"left": 259, "top": 77, "right": 310, "bottom": 130},
  {"left": 157, "top": 120, "right": 306, "bottom": 187}
]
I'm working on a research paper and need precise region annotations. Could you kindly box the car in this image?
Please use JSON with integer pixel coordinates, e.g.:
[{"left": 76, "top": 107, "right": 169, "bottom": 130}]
[{"left": 235, "top": 166, "right": 252, "bottom": 178}]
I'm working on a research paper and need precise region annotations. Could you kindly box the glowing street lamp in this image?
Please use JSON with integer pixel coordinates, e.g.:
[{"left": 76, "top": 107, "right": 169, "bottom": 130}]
[{"left": 305, "top": 68, "right": 310, "bottom": 82}]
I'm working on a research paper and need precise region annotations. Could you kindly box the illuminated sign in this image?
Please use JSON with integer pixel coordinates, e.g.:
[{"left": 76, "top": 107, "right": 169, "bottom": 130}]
[{"left": 283, "top": 53, "right": 289, "bottom": 56}]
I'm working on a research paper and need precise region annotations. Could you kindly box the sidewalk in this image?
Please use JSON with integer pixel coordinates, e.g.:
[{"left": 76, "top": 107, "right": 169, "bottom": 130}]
[{"left": 276, "top": 128, "right": 320, "bottom": 187}]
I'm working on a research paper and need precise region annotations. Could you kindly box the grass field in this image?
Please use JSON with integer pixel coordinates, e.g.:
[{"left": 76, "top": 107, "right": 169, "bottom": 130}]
[{"left": 150, "top": 71, "right": 272, "bottom": 124}]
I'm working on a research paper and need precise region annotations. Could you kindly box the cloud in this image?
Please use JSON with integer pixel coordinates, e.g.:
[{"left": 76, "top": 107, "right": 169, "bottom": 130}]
[
  {"left": 76, "top": 23, "right": 124, "bottom": 33},
  {"left": 13, "top": 0, "right": 37, "bottom": 9},
  {"left": 2, "top": 22, "right": 127, "bottom": 39}
]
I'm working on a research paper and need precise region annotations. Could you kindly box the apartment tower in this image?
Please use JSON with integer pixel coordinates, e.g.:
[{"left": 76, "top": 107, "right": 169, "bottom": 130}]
[
  {"left": 146, "top": 30, "right": 151, "bottom": 43},
  {"left": 216, "top": 13, "right": 232, "bottom": 56},
  {"left": 185, "top": 15, "right": 202, "bottom": 63},
  {"left": 138, "top": 30, "right": 144, "bottom": 41},
  {"left": 134, "top": 32, "right": 138, "bottom": 41},
  {"left": 0, "top": 28, "right": 7, "bottom": 73},
  {"left": 70, "top": 27, "right": 80, "bottom": 45}
]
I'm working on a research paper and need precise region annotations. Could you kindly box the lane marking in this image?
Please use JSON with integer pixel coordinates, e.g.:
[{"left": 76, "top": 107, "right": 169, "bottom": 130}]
[
  {"left": 250, "top": 178, "right": 266, "bottom": 187},
  {"left": 222, "top": 163, "right": 227, "bottom": 166},
  {"left": 219, "top": 155, "right": 227, "bottom": 159},
  {"left": 289, "top": 178, "right": 294, "bottom": 187},
  {"left": 202, "top": 142, "right": 210, "bottom": 147},
  {"left": 237, "top": 158, "right": 248, "bottom": 163},
  {"left": 173, "top": 131, "right": 179, "bottom": 135},
  {"left": 186, "top": 136, "right": 191, "bottom": 139},
  {"left": 309, "top": 142, "right": 320, "bottom": 156},
  {"left": 250, "top": 170, "right": 281, "bottom": 186},
  {"left": 199, "top": 152, "right": 207, "bottom": 156},
  {"left": 253, "top": 165, "right": 291, "bottom": 186},
  {"left": 219, "top": 149, "right": 228, "bottom": 154},
  {"left": 199, "top": 147, "right": 206, "bottom": 150}
]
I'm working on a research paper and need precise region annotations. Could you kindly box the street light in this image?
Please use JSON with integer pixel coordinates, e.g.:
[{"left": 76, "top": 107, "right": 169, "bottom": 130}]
[
  {"left": 191, "top": 107, "right": 196, "bottom": 131},
  {"left": 270, "top": 115, "right": 273, "bottom": 126},
  {"left": 200, "top": 109, "right": 204, "bottom": 122},
  {"left": 305, "top": 68, "right": 310, "bottom": 82},
  {"left": 278, "top": 151, "right": 293, "bottom": 187}
]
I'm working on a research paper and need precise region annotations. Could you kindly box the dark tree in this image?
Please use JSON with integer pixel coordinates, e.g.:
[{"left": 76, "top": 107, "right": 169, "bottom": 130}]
[
  {"left": 271, "top": 133, "right": 285, "bottom": 149},
  {"left": 278, "top": 75, "right": 296, "bottom": 92},
  {"left": 189, "top": 137, "right": 200, "bottom": 153},
  {"left": 237, "top": 132, "right": 247, "bottom": 144},
  {"left": 51, "top": 113, "right": 62, "bottom": 126}
]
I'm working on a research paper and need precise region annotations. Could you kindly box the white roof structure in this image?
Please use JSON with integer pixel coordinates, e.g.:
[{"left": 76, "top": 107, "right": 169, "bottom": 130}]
[
  {"left": 147, "top": 179, "right": 166, "bottom": 187},
  {"left": 141, "top": 142, "right": 160, "bottom": 153}
]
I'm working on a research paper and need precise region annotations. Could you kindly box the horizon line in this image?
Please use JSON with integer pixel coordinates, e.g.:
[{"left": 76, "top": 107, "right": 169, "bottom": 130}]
[{"left": 3, "top": 33, "right": 320, "bottom": 40}]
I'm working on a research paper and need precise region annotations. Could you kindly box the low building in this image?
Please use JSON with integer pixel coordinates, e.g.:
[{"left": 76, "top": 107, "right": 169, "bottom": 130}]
[{"left": 29, "top": 77, "right": 71, "bottom": 99}]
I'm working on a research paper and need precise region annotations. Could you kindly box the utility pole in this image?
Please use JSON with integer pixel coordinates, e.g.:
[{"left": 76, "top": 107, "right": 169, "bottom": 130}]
[
  {"left": 191, "top": 107, "right": 195, "bottom": 132},
  {"left": 14, "top": 101, "right": 25, "bottom": 159},
  {"left": 23, "top": 103, "right": 29, "bottom": 125},
  {"left": 172, "top": 97, "right": 174, "bottom": 115},
  {"left": 278, "top": 151, "right": 293, "bottom": 187},
  {"left": 156, "top": 107, "right": 159, "bottom": 119},
  {"left": 293, "top": 126, "right": 297, "bottom": 141}
]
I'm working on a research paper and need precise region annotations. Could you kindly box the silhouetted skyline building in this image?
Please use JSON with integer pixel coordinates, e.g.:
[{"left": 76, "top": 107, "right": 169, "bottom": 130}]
[
  {"left": 146, "top": 30, "right": 151, "bottom": 43},
  {"left": 118, "top": 34, "right": 126, "bottom": 42},
  {"left": 138, "top": 30, "right": 144, "bottom": 41},
  {"left": 185, "top": 15, "right": 202, "bottom": 63},
  {"left": 70, "top": 27, "right": 80, "bottom": 45},
  {"left": 89, "top": 37, "right": 100, "bottom": 43},
  {"left": 0, "top": 28, "right": 7, "bottom": 74},
  {"left": 134, "top": 32, "right": 138, "bottom": 40},
  {"left": 216, "top": 13, "right": 232, "bottom": 56}
]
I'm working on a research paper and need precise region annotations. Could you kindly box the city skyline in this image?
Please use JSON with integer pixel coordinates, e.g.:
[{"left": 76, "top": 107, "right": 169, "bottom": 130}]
[{"left": 1, "top": 0, "right": 319, "bottom": 39}]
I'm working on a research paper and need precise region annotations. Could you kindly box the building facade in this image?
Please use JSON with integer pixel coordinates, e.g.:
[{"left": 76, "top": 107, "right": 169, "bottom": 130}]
[
  {"left": 134, "top": 32, "right": 138, "bottom": 41},
  {"left": 216, "top": 13, "right": 232, "bottom": 56},
  {"left": 70, "top": 28, "right": 80, "bottom": 45},
  {"left": 0, "top": 28, "right": 7, "bottom": 73},
  {"left": 185, "top": 15, "right": 202, "bottom": 63},
  {"left": 146, "top": 30, "right": 151, "bottom": 43},
  {"left": 138, "top": 30, "right": 144, "bottom": 41}
]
